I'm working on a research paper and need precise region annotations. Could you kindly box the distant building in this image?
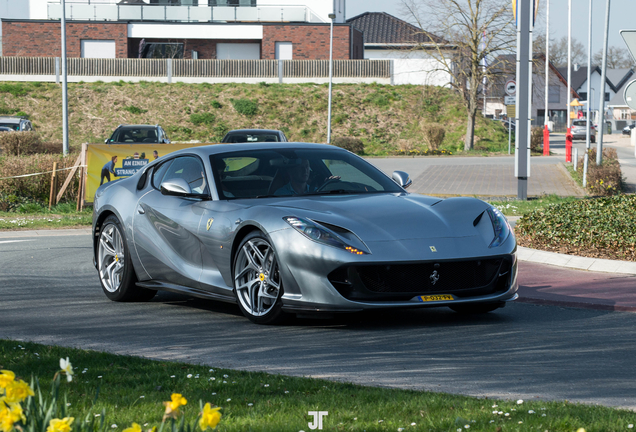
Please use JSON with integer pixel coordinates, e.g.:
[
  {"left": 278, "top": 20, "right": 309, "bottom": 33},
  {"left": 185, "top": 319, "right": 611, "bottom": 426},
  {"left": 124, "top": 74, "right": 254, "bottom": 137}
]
[
  {"left": 0, "top": 0, "right": 364, "bottom": 60},
  {"left": 347, "top": 12, "right": 453, "bottom": 86},
  {"left": 484, "top": 54, "right": 577, "bottom": 132}
]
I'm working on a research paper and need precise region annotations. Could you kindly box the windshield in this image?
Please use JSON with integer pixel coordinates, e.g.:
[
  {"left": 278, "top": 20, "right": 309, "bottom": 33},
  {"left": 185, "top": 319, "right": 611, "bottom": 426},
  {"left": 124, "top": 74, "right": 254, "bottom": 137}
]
[
  {"left": 0, "top": 123, "right": 20, "bottom": 131},
  {"left": 210, "top": 148, "right": 403, "bottom": 199},
  {"left": 572, "top": 120, "right": 590, "bottom": 127},
  {"left": 109, "top": 127, "right": 158, "bottom": 143}
]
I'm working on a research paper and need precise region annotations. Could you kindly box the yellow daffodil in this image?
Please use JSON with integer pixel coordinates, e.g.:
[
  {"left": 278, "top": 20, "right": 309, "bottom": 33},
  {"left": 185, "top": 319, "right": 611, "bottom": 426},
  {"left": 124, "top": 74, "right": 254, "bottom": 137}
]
[
  {"left": 59, "top": 358, "right": 73, "bottom": 383},
  {"left": 46, "top": 417, "right": 74, "bottom": 432},
  {"left": 0, "top": 371, "right": 15, "bottom": 390},
  {"left": 123, "top": 422, "right": 142, "bottom": 432},
  {"left": 3, "top": 380, "right": 34, "bottom": 403},
  {"left": 169, "top": 393, "right": 187, "bottom": 411},
  {"left": 199, "top": 403, "right": 221, "bottom": 431},
  {"left": 0, "top": 401, "right": 25, "bottom": 432},
  {"left": 163, "top": 393, "right": 187, "bottom": 420}
]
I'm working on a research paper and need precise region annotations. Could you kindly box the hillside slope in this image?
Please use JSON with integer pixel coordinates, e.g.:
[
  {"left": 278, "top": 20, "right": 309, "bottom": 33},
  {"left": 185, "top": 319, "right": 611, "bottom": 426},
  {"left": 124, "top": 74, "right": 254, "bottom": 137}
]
[{"left": 0, "top": 81, "right": 510, "bottom": 155}]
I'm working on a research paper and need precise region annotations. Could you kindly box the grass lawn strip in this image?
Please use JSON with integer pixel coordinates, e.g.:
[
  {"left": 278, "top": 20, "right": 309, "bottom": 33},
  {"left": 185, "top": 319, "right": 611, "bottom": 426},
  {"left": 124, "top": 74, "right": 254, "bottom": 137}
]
[
  {"left": 0, "top": 213, "right": 91, "bottom": 230},
  {"left": 515, "top": 194, "right": 636, "bottom": 262},
  {"left": 1, "top": 339, "right": 635, "bottom": 431}
]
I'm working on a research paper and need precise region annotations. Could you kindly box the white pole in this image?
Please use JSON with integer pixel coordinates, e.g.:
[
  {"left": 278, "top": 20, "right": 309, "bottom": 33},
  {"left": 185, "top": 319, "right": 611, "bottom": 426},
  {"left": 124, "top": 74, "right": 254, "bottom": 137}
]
[
  {"left": 61, "top": 0, "right": 69, "bottom": 156},
  {"left": 585, "top": 0, "right": 592, "bottom": 150},
  {"left": 544, "top": 0, "right": 549, "bottom": 127},
  {"left": 567, "top": 0, "right": 572, "bottom": 129},
  {"left": 596, "top": 0, "right": 611, "bottom": 165},
  {"left": 326, "top": 13, "right": 335, "bottom": 144}
]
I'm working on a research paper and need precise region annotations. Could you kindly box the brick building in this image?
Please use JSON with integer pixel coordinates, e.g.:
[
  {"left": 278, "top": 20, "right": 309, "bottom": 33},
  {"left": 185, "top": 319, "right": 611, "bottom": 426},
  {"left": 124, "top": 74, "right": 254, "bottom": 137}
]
[{"left": 0, "top": 0, "right": 363, "bottom": 60}]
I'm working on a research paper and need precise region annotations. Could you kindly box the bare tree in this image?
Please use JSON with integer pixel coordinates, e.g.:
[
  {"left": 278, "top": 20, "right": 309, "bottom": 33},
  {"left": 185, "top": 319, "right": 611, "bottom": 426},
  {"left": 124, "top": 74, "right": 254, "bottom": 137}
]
[
  {"left": 593, "top": 46, "right": 634, "bottom": 69},
  {"left": 548, "top": 36, "right": 585, "bottom": 68},
  {"left": 402, "top": 0, "right": 515, "bottom": 151}
]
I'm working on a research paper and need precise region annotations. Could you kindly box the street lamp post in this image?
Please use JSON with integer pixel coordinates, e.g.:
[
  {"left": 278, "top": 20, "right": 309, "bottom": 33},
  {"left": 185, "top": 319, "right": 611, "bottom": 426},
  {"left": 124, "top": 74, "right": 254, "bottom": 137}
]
[
  {"left": 61, "top": 0, "right": 69, "bottom": 156},
  {"left": 326, "top": 13, "right": 335, "bottom": 144}
]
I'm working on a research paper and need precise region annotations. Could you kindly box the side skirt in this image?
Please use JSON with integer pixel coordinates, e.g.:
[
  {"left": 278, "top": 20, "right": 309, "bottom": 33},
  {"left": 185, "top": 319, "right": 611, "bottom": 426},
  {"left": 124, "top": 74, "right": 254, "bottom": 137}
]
[{"left": 136, "top": 281, "right": 237, "bottom": 304}]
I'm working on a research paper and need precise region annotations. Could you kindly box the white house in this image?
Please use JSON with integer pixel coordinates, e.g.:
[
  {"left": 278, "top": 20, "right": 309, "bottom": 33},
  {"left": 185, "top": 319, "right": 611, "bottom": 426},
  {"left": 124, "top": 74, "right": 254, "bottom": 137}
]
[{"left": 346, "top": 12, "right": 453, "bottom": 86}]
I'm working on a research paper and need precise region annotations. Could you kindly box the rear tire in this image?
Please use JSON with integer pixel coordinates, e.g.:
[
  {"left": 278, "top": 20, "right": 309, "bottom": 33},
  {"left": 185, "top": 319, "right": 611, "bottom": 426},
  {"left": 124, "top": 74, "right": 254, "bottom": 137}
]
[
  {"left": 97, "top": 215, "right": 156, "bottom": 302},
  {"left": 233, "top": 231, "right": 287, "bottom": 324},
  {"left": 450, "top": 302, "right": 503, "bottom": 314}
]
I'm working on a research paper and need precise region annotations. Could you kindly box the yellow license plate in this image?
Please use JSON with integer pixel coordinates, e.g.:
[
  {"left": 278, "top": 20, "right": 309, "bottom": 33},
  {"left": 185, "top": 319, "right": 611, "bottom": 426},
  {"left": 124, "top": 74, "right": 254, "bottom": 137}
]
[{"left": 418, "top": 294, "right": 454, "bottom": 302}]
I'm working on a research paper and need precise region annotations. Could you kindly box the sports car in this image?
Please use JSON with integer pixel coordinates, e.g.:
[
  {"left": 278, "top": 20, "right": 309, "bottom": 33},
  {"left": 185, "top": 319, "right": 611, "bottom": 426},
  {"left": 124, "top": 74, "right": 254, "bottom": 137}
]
[{"left": 92, "top": 143, "right": 518, "bottom": 324}]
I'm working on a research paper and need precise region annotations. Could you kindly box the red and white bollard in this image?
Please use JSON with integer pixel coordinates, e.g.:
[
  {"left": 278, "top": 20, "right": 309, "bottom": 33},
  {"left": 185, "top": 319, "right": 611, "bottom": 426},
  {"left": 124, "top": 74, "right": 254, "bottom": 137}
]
[
  {"left": 565, "top": 128, "right": 573, "bottom": 163},
  {"left": 543, "top": 125, "right": 550, "bottom": 156}
]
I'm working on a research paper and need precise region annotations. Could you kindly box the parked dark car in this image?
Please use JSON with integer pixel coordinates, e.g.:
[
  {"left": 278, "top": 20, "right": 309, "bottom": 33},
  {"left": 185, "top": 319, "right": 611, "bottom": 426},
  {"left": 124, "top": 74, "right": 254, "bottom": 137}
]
[
  {"left": 222, "top": 129, "right": 288, "bottom": 143},
  {"left": 622, "top": 123, "right": 635, "bottom": 136},
  {"left": 106, "top": 124, "right": 170, "bottom": 144}
]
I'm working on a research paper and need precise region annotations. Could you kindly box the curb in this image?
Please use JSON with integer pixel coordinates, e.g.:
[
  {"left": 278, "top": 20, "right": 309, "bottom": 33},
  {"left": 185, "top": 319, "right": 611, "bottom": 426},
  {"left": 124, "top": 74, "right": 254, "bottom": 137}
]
[
  {"left": 517, "top": 246, "right": 636, "bottom": 275},
  {"left": 0, "top": 228, "right": 92, "bottom": 238}
]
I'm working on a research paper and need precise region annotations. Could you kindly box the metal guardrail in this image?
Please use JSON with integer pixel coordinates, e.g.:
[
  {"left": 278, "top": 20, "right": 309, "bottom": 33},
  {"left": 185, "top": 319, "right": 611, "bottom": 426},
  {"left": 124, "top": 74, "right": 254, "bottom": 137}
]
[{"left": 0, "top": 57, "right": 391, "bottom": 79}]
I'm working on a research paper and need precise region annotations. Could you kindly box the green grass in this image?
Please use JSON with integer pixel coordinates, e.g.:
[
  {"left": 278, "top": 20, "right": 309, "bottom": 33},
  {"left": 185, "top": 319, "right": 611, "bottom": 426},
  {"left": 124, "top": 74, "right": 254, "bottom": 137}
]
[
  {"left": 487, "top": 194, "right": 582, "bottom": 216},
  {"left": 0, "top": 204, "right": 91, "bottom": 230},
  {"left": 2, "top": 339, "right": 635, "bottom": 432}
]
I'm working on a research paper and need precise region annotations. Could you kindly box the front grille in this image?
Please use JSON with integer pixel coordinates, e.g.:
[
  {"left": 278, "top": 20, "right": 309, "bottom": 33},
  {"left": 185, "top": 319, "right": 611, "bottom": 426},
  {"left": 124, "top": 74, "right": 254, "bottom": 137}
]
[{"left": 329, "top": 256, "right": 512, "bottom": 302}]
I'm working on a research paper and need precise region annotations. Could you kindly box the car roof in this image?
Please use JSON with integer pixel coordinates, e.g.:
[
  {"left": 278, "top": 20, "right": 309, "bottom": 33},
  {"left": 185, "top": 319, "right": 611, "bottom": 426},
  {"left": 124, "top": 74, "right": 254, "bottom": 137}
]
[
  {"left": 159, "top": 142, "right": 341, "bottom": 159},
  {"left": 225, "top": 129, "right": 283, "bottom": 134},
  {"left": 116, "top": 124, "right": 158, "bottom": 129},
  {"left": 0, "top": 117, "right": 24, "bottom": 124}
]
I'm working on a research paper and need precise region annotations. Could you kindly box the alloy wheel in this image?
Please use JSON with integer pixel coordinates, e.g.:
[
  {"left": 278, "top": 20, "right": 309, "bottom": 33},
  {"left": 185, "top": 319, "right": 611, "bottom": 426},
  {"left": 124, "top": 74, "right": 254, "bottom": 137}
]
[
  {"left": 234, "top": 238, "right": 281, "bottom": 317},
  {"left": 98, "top": 223, "right": 125, "bottom": 293}
]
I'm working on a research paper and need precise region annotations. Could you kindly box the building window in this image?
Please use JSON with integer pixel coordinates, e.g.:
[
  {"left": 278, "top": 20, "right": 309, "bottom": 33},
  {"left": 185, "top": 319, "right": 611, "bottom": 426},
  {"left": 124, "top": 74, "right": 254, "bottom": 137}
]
[
  {"left": 605, "top": 92, "right": 610, "bottom": 102},
  {"left": 621, "top": 109, "right": 630, "bottom": 120},
  {"left": 578, "top": 92, "right": 587, "bottom": 101},
  {"left": 208, "top": 0, "right": 256, "bottom": 5},
  {"left": 149, "top": 0, "right": 199, "bottom": 5},
  {"left": 141, "top": 43, "right": 184, "bottom": 59},
  {"left": 548, "top": 85, "right": 560, "bottom": 103}
]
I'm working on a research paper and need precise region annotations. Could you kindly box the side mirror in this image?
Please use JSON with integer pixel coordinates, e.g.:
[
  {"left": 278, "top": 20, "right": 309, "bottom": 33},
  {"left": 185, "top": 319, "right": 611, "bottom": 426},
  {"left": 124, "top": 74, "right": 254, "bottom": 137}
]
[
  {"left": 392, "top": 171, "right": 412, "bottom": 189},
  {"left": 104, "top": 139, "right": 109, "bottom": 143},
  {"left": 161, "top": 178, "right": 195, "bottom": 197}
]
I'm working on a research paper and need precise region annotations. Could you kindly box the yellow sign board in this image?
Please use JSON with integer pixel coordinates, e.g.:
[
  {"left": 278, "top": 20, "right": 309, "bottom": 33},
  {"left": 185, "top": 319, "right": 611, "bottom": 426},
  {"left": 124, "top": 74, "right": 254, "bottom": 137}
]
[
  {"left": 85, "top": 143, "right": 214, "bottom": 202},
  {"left": 506, "top": 105, "right": 516, "bottom": 118}
]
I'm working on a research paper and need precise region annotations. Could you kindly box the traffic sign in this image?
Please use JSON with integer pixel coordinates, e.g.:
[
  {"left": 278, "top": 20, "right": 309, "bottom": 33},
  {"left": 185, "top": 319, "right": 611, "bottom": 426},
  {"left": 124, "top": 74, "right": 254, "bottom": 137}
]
[
  {"left": 624, "top": 79, "right": 636, "bottom": 110},
  {"left": 506, "top": 105, "right": 516, "bottom": 118},
  {"left": 505, "top": 79, "right": 516, "bottom": 96},
  {"left": 620, "top": 30, "right": 636, "bottom": 64},
  {"left": 505, "top": 96, "right": 516, "bottom": 105}
]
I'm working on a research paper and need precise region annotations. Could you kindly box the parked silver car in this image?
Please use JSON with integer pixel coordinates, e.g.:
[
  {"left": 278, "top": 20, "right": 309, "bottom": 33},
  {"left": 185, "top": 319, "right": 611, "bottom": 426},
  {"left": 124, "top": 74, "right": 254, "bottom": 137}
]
[
  {"left": 571, "top": 119, "right": 596, "bottom": 143},
  {"left": 0, "top": 116, "right": 34, "bottom": 132},
  {"left": 92, "top": 143, "right": 518, "bottom": 324}
]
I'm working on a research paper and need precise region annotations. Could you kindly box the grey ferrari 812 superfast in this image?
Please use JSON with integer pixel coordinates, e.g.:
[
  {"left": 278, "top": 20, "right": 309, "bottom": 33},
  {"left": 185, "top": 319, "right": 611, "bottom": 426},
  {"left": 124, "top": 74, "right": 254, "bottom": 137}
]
[{"left": 92, "top": 143, "right": 518, "bottom": 324}]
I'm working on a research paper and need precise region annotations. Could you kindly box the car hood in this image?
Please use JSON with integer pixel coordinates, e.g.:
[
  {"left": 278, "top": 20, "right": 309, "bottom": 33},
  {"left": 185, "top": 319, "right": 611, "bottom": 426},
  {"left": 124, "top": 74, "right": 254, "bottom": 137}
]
[{"left": 265, "top": 193, "right": 491, "bottom": 242}]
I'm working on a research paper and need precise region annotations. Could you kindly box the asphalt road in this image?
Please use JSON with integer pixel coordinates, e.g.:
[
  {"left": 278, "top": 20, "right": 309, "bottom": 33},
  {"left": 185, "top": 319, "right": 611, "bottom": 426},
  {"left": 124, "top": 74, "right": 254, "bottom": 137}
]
[{"left": 2, "top": 234, "right": 636, "bottom": 409}]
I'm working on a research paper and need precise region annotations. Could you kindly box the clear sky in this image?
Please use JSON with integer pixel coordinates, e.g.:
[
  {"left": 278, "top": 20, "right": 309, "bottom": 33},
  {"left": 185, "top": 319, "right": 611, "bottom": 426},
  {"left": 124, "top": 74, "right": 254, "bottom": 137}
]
[{"left": 346, "top": 0, "right": 636, "bottom": 62}]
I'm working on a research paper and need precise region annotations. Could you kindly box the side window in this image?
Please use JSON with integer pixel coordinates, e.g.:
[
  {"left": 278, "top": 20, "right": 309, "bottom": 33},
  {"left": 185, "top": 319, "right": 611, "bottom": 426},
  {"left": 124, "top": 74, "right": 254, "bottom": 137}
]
[
  {"left": 161, "top": 156, "right": 208, "bottom": 195},
  {"left": 152, "top": 159, "right": 173, "bottom": 189}
]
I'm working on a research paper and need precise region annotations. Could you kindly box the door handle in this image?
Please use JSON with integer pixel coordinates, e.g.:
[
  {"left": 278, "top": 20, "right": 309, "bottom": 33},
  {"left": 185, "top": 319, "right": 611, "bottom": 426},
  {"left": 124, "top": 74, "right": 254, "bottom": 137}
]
[{"left": 137, "top": 206, "right": 145, "bottom": 214}]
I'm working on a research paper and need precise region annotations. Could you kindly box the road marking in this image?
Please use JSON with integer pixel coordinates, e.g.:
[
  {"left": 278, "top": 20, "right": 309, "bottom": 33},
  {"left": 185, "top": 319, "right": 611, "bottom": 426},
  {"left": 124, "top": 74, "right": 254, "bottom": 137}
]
[{"left": 0, "top": 240, "right": 35, "bottom": 244}]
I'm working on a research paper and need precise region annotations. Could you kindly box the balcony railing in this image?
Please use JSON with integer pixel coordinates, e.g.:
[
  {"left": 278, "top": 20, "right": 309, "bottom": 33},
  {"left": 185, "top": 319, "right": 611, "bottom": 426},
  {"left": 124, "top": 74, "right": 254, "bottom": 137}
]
[{"left": 46, "top": 3, "right": 325, "bottom": 23}]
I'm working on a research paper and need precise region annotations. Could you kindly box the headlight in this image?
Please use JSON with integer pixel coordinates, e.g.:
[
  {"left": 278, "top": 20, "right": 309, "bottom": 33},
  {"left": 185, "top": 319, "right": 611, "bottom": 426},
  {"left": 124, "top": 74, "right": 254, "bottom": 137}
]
[
  {"left": 486, "top": 207, "right": 511, "bottom": 248},
  {"left": 283, "top": 217, "right": 369, "bottom": 255}
]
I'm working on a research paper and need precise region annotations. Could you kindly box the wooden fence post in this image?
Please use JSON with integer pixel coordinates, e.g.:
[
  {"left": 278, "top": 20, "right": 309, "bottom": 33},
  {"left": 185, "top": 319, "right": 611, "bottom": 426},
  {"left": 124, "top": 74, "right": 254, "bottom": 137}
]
[{"left": 48, "top": 162, "right": 58, "bottom": 211}]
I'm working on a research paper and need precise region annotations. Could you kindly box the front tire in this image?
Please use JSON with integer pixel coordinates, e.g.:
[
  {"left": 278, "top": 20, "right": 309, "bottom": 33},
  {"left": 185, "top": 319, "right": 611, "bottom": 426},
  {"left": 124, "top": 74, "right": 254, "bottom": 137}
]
[
  {"left": 233, "top": 231, "right": 286, "bottom": 324},
  {"left": 97, "top": 215, "right": 156, "bottom": 302}
]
